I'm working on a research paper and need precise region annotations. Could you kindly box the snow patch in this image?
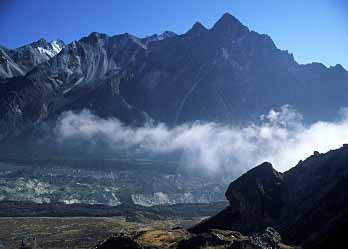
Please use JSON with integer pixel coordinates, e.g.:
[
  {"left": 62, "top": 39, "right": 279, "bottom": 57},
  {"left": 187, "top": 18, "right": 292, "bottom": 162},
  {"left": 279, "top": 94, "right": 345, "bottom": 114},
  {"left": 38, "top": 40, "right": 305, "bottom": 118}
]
[
  {"left": 37, "top": 47, "right": 54, "bottom": 57},
  {"left": 36, "top": 40, "right": 63, "bottom": 58},
  {"left": 51, "top": 40, "right": 63, "bottom": 54}
]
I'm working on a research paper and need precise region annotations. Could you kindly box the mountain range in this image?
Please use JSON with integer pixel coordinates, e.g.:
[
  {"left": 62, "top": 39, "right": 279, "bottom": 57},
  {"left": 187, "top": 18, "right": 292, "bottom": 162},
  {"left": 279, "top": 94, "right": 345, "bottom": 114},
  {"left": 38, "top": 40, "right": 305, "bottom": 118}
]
[
  {"left": 1, "top": 13, "right": 348, "bottom": 144},
  {"left": 0, "top": 39, "right": 64, "bottom": 79}
]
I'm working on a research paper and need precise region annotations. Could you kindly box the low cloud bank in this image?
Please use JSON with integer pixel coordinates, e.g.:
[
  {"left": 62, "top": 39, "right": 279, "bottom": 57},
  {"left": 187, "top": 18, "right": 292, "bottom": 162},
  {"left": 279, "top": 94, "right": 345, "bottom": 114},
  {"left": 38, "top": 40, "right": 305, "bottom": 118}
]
[{"left": 55, "top": 105, "right": 348, "bottom": 174}]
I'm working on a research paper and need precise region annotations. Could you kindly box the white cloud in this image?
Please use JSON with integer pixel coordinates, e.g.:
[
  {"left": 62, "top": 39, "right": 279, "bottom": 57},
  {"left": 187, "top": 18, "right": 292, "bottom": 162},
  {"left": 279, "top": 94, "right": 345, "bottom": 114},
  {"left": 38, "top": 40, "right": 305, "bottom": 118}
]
[{"left": 55, "top": 105, "right": 348, "bottom": 175}]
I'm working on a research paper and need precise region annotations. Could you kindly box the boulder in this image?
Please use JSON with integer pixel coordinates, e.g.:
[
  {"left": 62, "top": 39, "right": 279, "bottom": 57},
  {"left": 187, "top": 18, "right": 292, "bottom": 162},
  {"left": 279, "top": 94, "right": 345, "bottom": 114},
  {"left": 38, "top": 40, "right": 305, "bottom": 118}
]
[
  {"left": 190, "top": 162, "right": 283, "bottom": 234},
  {"left": 96, "top": 233, "right": 143, "bottom": 249}
]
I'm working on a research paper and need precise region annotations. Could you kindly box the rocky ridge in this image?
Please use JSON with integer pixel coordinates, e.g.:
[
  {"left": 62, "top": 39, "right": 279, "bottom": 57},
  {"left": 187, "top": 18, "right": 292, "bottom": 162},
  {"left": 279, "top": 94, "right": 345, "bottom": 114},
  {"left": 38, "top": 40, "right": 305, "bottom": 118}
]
[
  {"left": 0, "top": 39, "right": 64, "bottom": 79},
  {"left": 190, "top": 145, "right": 348, "bottom": 249}
]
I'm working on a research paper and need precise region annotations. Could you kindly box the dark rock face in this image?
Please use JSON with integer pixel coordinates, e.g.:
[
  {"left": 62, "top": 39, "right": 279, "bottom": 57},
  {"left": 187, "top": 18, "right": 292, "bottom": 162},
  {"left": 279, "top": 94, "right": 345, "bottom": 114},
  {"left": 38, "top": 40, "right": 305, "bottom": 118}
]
[
  {"left": 225, "top": 162, "right": 283, "bottom": 233},
  {"left": 280, "top": 148, "right": 348, "bottom": 249},
  {"left": 191, "top": 146, "right": 348, "bottom": 249},
  {"left": 96, "top": 234, "right": 143, "bottom": 249},
  {"left": 283, "top": 175, "right": 348, "bottom": 249},
  {"left": 1, "top": 13, "right": 348, "bottom": 142},
  {"left": 190, "top": 162, "right": 284, "bottom": 234}
]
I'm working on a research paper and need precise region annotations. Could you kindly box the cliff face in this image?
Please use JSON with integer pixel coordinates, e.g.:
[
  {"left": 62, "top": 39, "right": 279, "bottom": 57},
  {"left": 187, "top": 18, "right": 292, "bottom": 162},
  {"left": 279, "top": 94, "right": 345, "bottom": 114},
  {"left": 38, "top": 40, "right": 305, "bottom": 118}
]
[{"left": 191, "top": 145, "right": 348, "bottom": 248}]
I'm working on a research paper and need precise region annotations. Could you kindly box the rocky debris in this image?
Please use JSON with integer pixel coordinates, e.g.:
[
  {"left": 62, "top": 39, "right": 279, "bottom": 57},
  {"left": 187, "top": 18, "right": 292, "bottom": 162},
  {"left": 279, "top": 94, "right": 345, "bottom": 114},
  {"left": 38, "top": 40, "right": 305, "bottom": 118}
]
[
  {"left": 96, "top": 227, "right": 294, "bottom": 249},
  {"left": 191, "top": 145, "right": 348, "bottom": 248},
  {"left": 228, "top": 227, "right": 282, "bottom": 249},
  {"left": 177, "top": 229, "right": 244, "bottom": 249},
  {"left": 96, "top": 228, "right": 190, "bottom": 249},
  {"left": 0, "top": 159, "right": 228, "bottom": 208}
]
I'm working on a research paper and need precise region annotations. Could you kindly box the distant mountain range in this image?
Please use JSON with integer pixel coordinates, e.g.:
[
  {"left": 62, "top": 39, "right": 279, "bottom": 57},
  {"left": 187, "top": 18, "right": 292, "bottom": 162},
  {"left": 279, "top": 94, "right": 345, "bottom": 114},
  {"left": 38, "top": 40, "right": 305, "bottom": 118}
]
[
  {"left": 1, "top": 13, "right": 348, "bottom": 143},
  {"left": 0, "top": 39, "right": 64, "bottom": 78}
]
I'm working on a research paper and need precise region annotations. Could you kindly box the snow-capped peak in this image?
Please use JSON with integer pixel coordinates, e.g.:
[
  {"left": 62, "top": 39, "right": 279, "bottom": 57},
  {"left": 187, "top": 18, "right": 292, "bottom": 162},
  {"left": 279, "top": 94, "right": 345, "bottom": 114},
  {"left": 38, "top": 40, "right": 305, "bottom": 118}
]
[
  {"left": 50, "top": 40, "right": 64, "bottom": 54},
  {"left": 36, "top": 40, "right": 65, "bottom": 58}
]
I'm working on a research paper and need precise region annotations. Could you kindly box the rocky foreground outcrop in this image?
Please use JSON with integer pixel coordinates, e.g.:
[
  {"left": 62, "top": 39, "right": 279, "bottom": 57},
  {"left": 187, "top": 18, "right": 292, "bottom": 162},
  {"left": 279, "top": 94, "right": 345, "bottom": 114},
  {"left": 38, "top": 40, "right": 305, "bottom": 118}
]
[
  {"left": 191, "top": 145, "right": 348, "bottom": 249},
  {"left": 95, "top": 145, "right": 348, "bottom": 248},
  {"left": 96, "top": 226, "right": 296, "bottom": 249},
  {"left": 190, "top": 162, "right": 283, "bottom": 234}
]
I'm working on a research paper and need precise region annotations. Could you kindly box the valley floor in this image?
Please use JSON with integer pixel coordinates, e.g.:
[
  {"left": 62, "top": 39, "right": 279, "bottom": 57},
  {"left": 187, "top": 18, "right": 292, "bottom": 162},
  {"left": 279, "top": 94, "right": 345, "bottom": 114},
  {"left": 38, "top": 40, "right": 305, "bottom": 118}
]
[{"left": 0, "top": 217, "right": 200, "bottom": 249}]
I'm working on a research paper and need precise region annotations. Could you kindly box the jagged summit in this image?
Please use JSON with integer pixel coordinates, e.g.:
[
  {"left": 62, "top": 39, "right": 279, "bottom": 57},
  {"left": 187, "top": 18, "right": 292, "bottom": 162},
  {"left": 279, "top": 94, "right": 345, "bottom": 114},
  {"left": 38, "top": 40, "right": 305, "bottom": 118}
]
[
  {"left": 216, "top": 13, "right": 242, "bottom": 25},
  {"left": 88, "top": 31, "right": 108, "bottom": 38},
  {"left": 144, "top": 31, "right": 177, "bottom": 43},
  {"left": 211, "top": 12, "right": 249, "bottom": 36},
  {"left": 190, "top": 21, "right": 208, "bottom": 33},
  {"left": 30, "top": 38, "right": 49, "bottom": 48},
  {"left": 331, "top": 63, "right": 346, "bottom": 71},
  {"left": 186, "top": 21, "right": 208, "bottom": 38},
  {"left": 187, "top": 13, "right": 249, "bottom": 37},
  {"left": 0, "top": 38, "right": 65, "bottom": 79},
  {"left": 24, "top": 38, "right": 65, "bottom": 52},
  {"left": 80, "top": 32, "right": 109, "bottom": 44},
  {"left": 157, "top": 31, "right": 177, "bottom": 40}
]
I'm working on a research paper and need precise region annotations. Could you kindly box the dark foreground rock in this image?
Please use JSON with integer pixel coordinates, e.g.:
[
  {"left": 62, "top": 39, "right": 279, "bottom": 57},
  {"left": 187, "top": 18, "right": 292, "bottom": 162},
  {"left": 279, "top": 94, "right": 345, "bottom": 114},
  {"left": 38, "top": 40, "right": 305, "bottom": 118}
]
[
  {"left": 191, "top": 145, "right": 348, "bottom": 249},
  {"left": 96, "top": 234, "right": 143, "bottom": 249},
  {"left": 228, "top": 227, "right": 282, "bottom": 249},
  {"left": 96, "top": 227, "right": 295, "bottom": 249},
  {"left": 190, "top": 162, "right": 284, "bottom": 235}
]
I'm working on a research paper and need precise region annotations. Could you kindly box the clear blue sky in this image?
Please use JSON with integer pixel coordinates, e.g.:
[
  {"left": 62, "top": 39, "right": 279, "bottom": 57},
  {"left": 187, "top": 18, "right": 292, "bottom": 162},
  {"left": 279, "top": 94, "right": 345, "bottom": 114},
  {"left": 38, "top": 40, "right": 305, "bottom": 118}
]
[{"left": 1, "top": 0, "right": 347, "bottom": 68}]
